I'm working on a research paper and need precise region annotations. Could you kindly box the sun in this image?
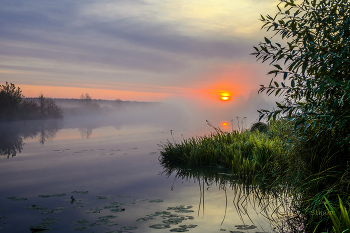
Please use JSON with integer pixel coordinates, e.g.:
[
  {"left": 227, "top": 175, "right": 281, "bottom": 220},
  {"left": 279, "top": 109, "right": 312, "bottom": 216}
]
[{"left": 220, "top": 92, "right": 230, "bottom": 101}]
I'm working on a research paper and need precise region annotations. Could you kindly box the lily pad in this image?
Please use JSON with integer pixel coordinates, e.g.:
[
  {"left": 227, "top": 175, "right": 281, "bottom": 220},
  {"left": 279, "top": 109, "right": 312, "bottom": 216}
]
[
  {"left": 38, "top": 193, "right": 66, "bottom": 198},
  {"left": 41, "top": 218, "right": 59, "bottom": 225},
  {"left": 97, "top": 195, "right": 113, "bottom": 199},
  {"left": 85, "top": 207, "right": 103, "bottom": 214},
  {"left": 97, "top": 215, "right": 117, "bottom": 225},
  {"left": 7, "top": 196, "right": 27, "bottom": 201},
  {"left": 122, "top": 226, "right": 138, "bottom": 230},
  {"left": 117, "top": 195, "right": 130, "bottom": 198},
  {"left": 71, "top": 191, "right": 89, "bottom": 195},
  {"left": 29, "top": 218, "right": 58, "bottom": 232},
  {"left": 74, "top": 219, "right": 89, "bottom": 225},
  {"left": 29, "top": 225, "right": 53, "bottom": 232},
  {"left": 89, "top": 223, "right": 100, "bottom": 227},
  {"left": 110, "top": 207, "right": 125, "bottom": 213},
  {"left": 167, "top": 205, "right": 194, "bottom": 213},
  {"left": 234, "top": 225, "right": 257, "bottom": 230},
  {"left": 42, "top": 207, "right": 66, "bottom": 214},
  {"left": 155, "top": 211, "right": 171, "bottom": 216},
  {"left": 136, "top": 215, "right": 156, "bottom": 222},
  {"left": 26, "top": 205, "right": 48, "bottom": 211},
  {"left": 179, "top": 224, "right": 197, "bottom": 229},
  {"left": 149, "top": 199, "right": 163, "bottom": 203},
  {"left": 162, "top": 216, "right": 185, "bottom": 225},
  {"left": 150, "top": 224, "right": 171, "bottom": 229},
  {"left": 170, "top": 228, "right": 189, "bottom": 232},
  {"left": 104, "top": 202, "right": 125, "bottom": 209},
  {"left": 73, "top": 226, "right": 88, "bottom": 231}
]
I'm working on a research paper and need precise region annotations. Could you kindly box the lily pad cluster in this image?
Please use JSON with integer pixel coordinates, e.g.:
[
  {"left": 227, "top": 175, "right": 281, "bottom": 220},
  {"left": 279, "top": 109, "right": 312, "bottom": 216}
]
[
  {"left": 7, "top": 196, "right": 27, "bottom": 201},
  {"left": 3, "top": 190, "right": 200, "bottom": 232},
  {"left": 137, "top": 205, "right": 197, "bottom": 232},
  {"left": 30, "top": 217, "right": 59, "bottom": 233}
]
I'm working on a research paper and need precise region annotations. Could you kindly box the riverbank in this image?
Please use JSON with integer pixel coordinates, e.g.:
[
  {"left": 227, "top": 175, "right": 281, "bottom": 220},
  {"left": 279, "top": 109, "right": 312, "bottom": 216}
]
[{"left": 160, "top": 119, "right": 350, "bottom": 232}]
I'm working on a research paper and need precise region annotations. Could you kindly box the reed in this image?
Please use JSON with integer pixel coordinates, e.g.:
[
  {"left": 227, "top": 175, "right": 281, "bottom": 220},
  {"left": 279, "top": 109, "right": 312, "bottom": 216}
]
[
  {"left": 160, "top": 128, "right": 289, "bottom": 180},
  {"left": 160, "top": 118, "right": 350, "bottom": 231}
]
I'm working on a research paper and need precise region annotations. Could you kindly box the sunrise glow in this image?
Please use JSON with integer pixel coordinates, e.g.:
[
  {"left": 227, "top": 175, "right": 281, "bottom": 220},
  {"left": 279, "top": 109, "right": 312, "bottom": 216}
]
[
  {"left": 222, "top": 121, "right": 228, "bottom": 126},
  {"left": 220, "top": 92, "right": 230, "bottom": 101}
]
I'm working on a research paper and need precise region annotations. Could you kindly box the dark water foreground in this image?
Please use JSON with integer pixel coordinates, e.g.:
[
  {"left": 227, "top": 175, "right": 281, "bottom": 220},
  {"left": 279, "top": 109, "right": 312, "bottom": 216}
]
[{"left": 0, "top": 118, "right": 293, "bottom": 233}]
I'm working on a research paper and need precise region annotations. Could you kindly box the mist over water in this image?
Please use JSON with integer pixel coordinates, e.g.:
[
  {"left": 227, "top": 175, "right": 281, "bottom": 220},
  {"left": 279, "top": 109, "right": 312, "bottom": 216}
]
[{"left": 0, "top": 96, "right": 282, "bottom": 233}]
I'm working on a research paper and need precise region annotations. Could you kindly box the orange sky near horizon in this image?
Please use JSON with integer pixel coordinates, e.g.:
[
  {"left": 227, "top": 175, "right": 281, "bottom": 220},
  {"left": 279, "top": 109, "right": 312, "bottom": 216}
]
[
  {"left": 19, "top": 84, "right": 171, "bottom": 102},
  {"left": 0, "top": 0, "right": 279, "bottom": 104},
  {"left": 17, "top": 63, "right": 258, "bottom": 102}
]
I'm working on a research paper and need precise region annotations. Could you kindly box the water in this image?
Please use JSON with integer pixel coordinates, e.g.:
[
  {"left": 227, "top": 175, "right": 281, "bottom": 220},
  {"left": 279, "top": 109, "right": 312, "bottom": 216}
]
[{"left": 0, "top": 108, "right": 281, "bottom": 233}]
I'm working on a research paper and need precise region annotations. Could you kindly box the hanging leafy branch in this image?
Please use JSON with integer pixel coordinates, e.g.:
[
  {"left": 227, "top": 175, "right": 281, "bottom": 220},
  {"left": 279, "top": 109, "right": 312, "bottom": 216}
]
[{"left": 252, "top": 0, "right": 350, "bottom": 145}]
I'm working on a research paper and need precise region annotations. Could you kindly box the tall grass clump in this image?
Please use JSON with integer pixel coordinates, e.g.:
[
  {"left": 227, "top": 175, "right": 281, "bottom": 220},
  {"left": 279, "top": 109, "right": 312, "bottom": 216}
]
[{"left": 160, "top": 120, "right": 290, "bottom": 180}]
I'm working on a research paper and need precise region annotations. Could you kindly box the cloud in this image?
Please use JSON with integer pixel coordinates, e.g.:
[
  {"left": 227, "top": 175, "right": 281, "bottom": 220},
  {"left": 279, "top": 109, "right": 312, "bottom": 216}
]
[{"left": 0, "top": 0, "right": 275, "bottom": 101}]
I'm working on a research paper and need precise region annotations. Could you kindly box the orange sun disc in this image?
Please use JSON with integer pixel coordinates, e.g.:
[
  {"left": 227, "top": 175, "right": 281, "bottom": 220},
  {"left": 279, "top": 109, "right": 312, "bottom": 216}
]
[
  {"left": 222, "top": 122, "right": 228, "bottom": 126},
  {"left": 220, "top": 92, "right": 230, "bottom": 101}
]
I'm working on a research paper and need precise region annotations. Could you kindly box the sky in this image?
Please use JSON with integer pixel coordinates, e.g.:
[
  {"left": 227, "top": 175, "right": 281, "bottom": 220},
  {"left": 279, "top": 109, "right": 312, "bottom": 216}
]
[{"left": 0, "top": 0, "right": 282, "bottom": 102}]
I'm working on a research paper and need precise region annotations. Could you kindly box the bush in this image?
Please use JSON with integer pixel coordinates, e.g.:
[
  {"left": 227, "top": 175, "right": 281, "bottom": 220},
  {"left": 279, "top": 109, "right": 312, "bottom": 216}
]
[{"left": 0, "top": 82, "right": 63, "bottom": 121}]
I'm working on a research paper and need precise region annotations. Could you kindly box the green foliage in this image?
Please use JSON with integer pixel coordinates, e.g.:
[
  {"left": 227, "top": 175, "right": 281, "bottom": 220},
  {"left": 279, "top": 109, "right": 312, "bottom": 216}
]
[
  {"left": 249, "top": 122, "right": 268, "bottom": 132},
  {"left": 0, "top": 82, "right": 62, "bottom": 121},
  {"left": 319, "top": 196, "right": 350, "bottom": 233},
  {"left": 0, "top": 82, "right": 23, "bottom": 120},
  {"left": 160, "top": 124, "right": 289, "bottom": 180},
  {"left": 252, "top": 0, "right": 350, "bottom": 146},
  {"left": 37, "top": 94, "right": 63, "bottom": 119},
  {"left": 252, "top": 1, "right": 350, "bottom": 230}
]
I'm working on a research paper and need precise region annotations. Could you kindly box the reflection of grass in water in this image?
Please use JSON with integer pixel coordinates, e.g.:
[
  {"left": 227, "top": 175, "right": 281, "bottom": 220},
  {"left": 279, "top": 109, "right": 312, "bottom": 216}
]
[{"left": 162, "top": 166, "right": 295, "bottom": 232}]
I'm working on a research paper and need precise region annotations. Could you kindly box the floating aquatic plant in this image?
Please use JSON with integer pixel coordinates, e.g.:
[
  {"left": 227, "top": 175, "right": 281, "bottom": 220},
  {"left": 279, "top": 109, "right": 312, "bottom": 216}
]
[
  {"left": 26, "top": 205, "right": 48, "bottom": 211},
  {"left": 167, "top": 205, "right": 194, "bottom": 213},
  {"left": 38, "top": 193, "right": 66, "bottom": 198},
  {"left": 42, "top": 207, "right": 66, "bottom": 214},
  {"left": 96, "top": 195, "right": 113, "bottom": 199},
  {"left": 84, "top": 207, "right": 104, "bottom": 214},
  {"left": 122, "top": 226, "right": 137, "bottom": 230},
  {"left": 234, "top": 224, "right": 257, "bottom": 230},
  {"left": 7, "top": 196, "right": 27, "bottom": 201},
  {"left": 170, "top": 227, "right": 189, "bottom": 232},
  {"left": 149, "top": 199, "right": 163, "bottom": 203},
  {"left": 150, "top": 224, "right": 171, "bottom": 229},
  {"left": 71, "top": 191, "right": 89, "bottom": 195},
  {"left": 74, "top": 219, "right": 89, "bottom": 225},
  {"left": 29, "top": 218, "right": 58, "bottom": 232}
]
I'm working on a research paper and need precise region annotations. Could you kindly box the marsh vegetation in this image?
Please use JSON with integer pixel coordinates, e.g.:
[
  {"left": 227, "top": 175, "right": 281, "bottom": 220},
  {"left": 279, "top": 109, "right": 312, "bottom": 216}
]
[{"left": 161, "top": 0, "right": 350, "bottom": 231}]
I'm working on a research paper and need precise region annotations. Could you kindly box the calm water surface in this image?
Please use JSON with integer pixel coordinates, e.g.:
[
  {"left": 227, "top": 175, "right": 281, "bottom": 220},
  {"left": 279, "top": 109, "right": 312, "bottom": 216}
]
[{"left": 0, "top": 111, "right": 284, "bottom": 233}]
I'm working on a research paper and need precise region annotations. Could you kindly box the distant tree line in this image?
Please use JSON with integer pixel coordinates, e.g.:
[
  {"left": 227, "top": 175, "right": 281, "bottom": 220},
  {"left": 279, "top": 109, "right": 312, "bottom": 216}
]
[{"left": 0, "top": 82, "right": 63, "bottom": 121}]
